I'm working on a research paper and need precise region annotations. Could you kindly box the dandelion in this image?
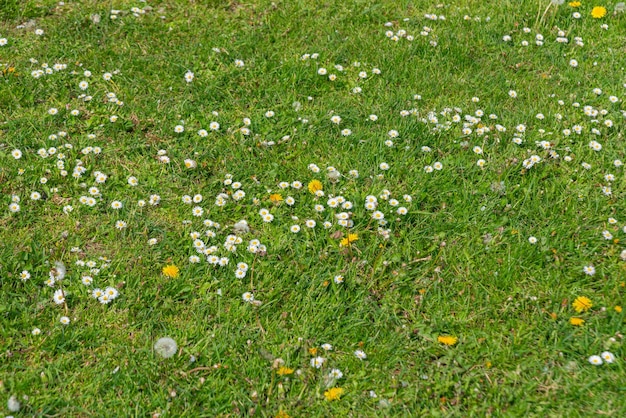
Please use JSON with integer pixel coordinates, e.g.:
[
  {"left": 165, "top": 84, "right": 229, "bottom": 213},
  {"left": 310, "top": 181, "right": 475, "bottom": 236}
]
[
  {"left": 308, "top": 180, "right": 323, "bottom": 194},
  {"left": 154, "top": 337, "right": 178, "bottom": 358},
  {"left": 570, "top": 317, "right": 584, "bottom": 326},
  {"left": 7, "top": 395, "right": 21, "bottom": 412},
  {"left": 270, "top": 193, "right": 283, "bottom": 203},
  {"left": 277, "top": 366, "right": 294, "bottom": 376},
  {"left": 340, "top": 233, "right": 359, "bottom": 247},
  {"left": 324, "top": 387, "right": 345, "bottom": 401},
  {"left": 572, "top": 296, "right": 592, "bottom": 313},
  {"left": 438, "top": 335, "right": 458, "bottom": 346},
  {"left": 162, "top": 265, "right": 180, "bottom": 278},
  {"left": 591, "top": 6, "right": 607, "bottom": 18}
]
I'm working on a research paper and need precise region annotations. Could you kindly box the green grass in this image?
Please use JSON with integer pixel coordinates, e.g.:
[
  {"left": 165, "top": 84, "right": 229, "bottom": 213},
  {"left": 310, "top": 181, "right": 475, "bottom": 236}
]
[{"left": 1, "top": 0, "right": 626, "bottom": 416}]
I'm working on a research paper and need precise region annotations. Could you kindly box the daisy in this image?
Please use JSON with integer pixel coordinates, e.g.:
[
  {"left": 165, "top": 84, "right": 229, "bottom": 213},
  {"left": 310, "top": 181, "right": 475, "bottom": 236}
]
[
  {"left": 60, "top": 316, "right": 70, "bottom": 325},
  {"left": 53, "top": 289, "right": 65, "bottom": 304},
  {"left": 310, "top": 356, "right": 326, "bottom": 368},
  {"left": 242, "top": 292, "right": 254, "bottom": 302},
  {"left": 105, "top": 287, "right": 119, "bottom": 299},
  {"left": 354, "top": 350, "right": 367, "bottom": 360},
  {"left": 583, "top": 265, "right": 596, "bottom": 276},
  {"left": 600, "top": 352, "right": 615, "bottom": 363},
  {"left": 588, "top": 355, "right": 603, "bottom": 365}
]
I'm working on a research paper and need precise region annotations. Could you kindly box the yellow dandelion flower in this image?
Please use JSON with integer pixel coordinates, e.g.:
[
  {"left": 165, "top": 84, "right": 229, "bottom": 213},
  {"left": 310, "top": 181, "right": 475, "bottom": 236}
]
[
  {"left": 570, "top": 317, "right": 585, "bottom": 326},
  {"left": 275, "top": 411, "right": 290, "bottom": 418},
  {"left": 437, "top": 335, "right": 458, "bottom": 346},
  {"left": 162, "top": 264, "right": 180, "bottom": 278},
  {"left": 591, "top": 6, "right": 607, "bottom": 18},
  {"left": 308, "top": 347, "right": 318, "bottom": 356},
  {"left": 308, "top": 179, "right": 323, "bottom": 194},
  {"left": 339, "top": 233, "right": 359, "bottom": 247},
  {"left": 276, "top": 366, "right": 294, "bottom": 376},
  {"left": 269, "top": 193, "right": 283, "bottom": 203},
  {"left": 615, "top": 306, "right": 622, "bottom": 313},
  {"left": 324, "top": 387, "right": 345, "bottom": 401},
  {"left": 568, "top": 1, "right": 581, "bottom": 7},
  {"left": 572, "top": 296, "right": 592, "bottom": 313}
]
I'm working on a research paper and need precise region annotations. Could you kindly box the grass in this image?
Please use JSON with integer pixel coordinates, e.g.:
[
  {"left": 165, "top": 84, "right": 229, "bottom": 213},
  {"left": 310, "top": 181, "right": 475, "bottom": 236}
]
[{"left": 1, "top": 0, "right": 626, "bottom": 416}]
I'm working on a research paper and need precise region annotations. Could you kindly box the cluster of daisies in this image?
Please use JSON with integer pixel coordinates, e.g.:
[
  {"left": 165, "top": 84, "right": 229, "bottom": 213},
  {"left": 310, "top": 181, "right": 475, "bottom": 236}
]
[
  {"left": 302, "top": 52, "right": 381, "bottom": 92},
  {"left": 383, "top": 17, "right": 442, "bottom": 46}
]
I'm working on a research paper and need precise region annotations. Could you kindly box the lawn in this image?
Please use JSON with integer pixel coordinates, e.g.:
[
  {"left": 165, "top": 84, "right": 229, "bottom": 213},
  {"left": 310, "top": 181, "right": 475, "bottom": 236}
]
[{"left": 1, "top": 0, "right": 625, "bottom": 416}]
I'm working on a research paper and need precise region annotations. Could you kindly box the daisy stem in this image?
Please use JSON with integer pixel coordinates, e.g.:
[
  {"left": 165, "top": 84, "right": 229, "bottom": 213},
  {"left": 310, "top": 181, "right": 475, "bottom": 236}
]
[{"left": 249, "top": 253, "right": 258, "bottom": 290}]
